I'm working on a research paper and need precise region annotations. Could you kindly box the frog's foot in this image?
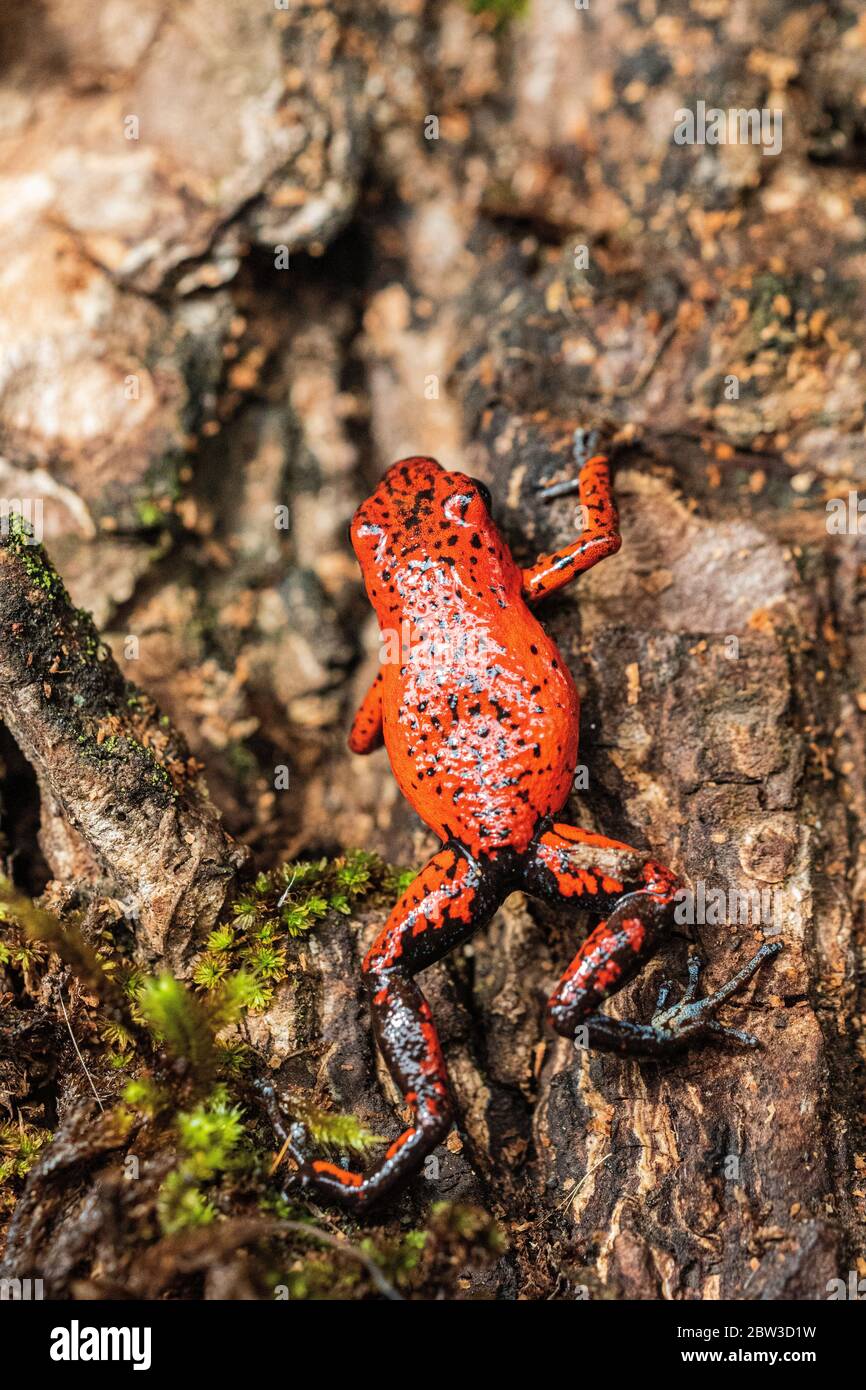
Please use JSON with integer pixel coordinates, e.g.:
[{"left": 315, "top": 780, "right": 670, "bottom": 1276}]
[
  {"left": 253, "top": 1074, "right": 450, "bottom": 1212},
  {"left": 576, "top": 942, "right": 783, "bottom": 1058},
  {"left": 524, "top": 823, "right": 782, "bottom": 1058},
  {"left": 647, "top": 942, "right": 783, "bottom": 1048},
  {"left": 523, "top": 450, "right": 620, "bottom": 599},
  {"left": 252, "top": 1079, "right": 315, "bottom": 1188},
  {"left": 535, "top": 428, "right": 602, "bottom": 500}
]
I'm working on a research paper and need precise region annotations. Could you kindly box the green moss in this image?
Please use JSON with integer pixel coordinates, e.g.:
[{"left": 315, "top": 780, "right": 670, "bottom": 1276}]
[
  {"left": 123, "top": 1077, "right": 167, "bottom": 1116},
  {"left": 0, "top": 1120, "right": 53, "bottom": 1210},
  {"left": 158, "top": 1174, "right": 218, "bottom": 1233},
  {"left": 360, "top": 1228, "right": 427, "bottom": 1286},
  {"left": 189, "top": 850, "right": 413, "bottom": 1012},
  {"left": 75, "top": 731, "right": 177, "bottom": 801},
  {"left": 275, "top": 1254, "right": 361, "bottom": 1301},
  {"left": 206, "top": 924, "right": 236, "bottom": 953},
  {"left": 157, "top": 1086, "right": 250, "bottom": 1234},
  {"left": 192, "top": 956, "right": 229, "bottom": 990},
  {"left": 0, "top": 878, "right": 116, "bottom": 1003},
  {"left": 1, "top": 857, "right": 422, "bottom": 1257},
  {"left": 4, "top": 513, "right": 65, "bottom": 598},
  {"left": 134, "top": 971, "right": 258, "bottom": 1085},
  {"left": 279, "top": 1099, "right": 382, "bottom": 1157},
  {"left": 465, "top": 0, "right": 528, "bottom": 18},
  {"left": 73, "top": 609, "right": 105, "bottom": 660},
  {"left": 429, "top": 1201, "right": 507, "bottom": 1250}
]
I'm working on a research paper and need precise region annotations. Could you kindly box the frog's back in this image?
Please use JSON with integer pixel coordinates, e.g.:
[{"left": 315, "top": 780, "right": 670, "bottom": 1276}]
[
  {"left": 351, "top": 456, "right": 581, "bottom": 857},
  {"left": 380, "top": 528, "right": 579, "bottom": 858}
]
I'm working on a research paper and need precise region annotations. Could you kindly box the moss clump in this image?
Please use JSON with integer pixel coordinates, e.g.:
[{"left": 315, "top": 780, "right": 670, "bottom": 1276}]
[
  {"left": 4, "top": 512, "right": 66, "bottom": 598},
  {"left": 0, "top": 1120, "right": 52, "bottom": 1212},
  {"left": 190, "top": 850, "right": 414, "bottom": 1011},
  {"left": 114, "top": 975, "right": 268, "bottom": 1231},
  {"left": 0, "top": 877, "right": 123, "bottom": 1005},
  {"left": 133, "top": 970, "right": 259, "bottom": 1084},
  {"left": 3, "top": 508, "right": 71, "bottom": 606},
  {"left": 156, "top": 1085, "right": 249, "bottom": 1235},
  {"left": 271, "top": 1204, "right": 504, "bottom": 1300},
  {"left": 271, "top": 1097, "right": 382, "bottom": 1167},
  {"left": 275, "top": 1254, "right": 362, "bottom": 1301},
  {"left": 3, "top": 516, "right": 112, "bottom": 680},
  {"left": 122, "top": 973, "right": 385, "bottom": 1234},
  {"left": 0, "top": 863, "right": 428, "bottom": 1272}
]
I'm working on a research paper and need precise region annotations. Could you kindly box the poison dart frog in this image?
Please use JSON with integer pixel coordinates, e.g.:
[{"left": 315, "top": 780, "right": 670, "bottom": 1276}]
[{"left": 262, "top": 445, "right": 781, "bottom": 1209}]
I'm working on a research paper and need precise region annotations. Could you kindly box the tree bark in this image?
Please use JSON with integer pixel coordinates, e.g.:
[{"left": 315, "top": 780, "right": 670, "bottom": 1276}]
[{"left": 1, "top": 0, "right": 865, "bottom": 1300}]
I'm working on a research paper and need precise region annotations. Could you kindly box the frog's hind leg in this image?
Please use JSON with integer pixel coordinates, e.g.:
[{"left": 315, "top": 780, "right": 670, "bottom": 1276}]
[
  {"left": 285, "top": 844, "right": 502, "bottom": 1209},
  {"left": 523, "top": 823, "right": 781, "bottom": 1057}
]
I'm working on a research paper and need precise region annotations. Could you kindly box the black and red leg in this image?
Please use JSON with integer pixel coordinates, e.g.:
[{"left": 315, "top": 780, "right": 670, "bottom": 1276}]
[
  {"left": 523, "top": 822, "right": 781, "bottom": 1056},
  {"left": 269, "top": 843, "right": 502, "bottom": 1210}
]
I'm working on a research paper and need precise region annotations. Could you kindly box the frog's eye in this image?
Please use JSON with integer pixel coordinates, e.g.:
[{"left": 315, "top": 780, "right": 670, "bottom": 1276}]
[{"left": 468, "top": 477, "right": 492, "bottom": 510}]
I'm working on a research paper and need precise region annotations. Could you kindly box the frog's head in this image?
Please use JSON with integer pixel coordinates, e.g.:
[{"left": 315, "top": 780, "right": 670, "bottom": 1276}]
[{"left": 350, "top": 456, "right": 496, "bottom": 604}]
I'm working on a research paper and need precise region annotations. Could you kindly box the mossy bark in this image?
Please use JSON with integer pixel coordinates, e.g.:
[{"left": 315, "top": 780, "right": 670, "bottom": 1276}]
[{"left": 0, "top": 521, "right": 247, "bottom": 971}]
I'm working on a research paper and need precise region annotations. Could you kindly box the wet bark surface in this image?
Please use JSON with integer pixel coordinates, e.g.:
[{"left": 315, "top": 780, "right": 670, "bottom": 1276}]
[{"left": 1, "top": 0, "right": 866, "bottom": 1299}]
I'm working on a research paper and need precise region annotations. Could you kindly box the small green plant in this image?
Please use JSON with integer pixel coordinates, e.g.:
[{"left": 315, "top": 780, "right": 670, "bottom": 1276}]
[
  {"left": 278, "top": 1099, "right": 382, "bottom": 1159},
  {"left": 189, "top": 850, "right": 414, "bottom": 1012},
  {"left": 276, "top": 1252, "right": 362, "bottom": 1300},
  {"left": 135, "top": 970, "right": 258, "bottom": 1086},
  {"left": 122, "top": 1076, "right": 167, "bottom": 1118},
  {"left": 157, "top": 1086, "right": 249, "bottom": 1234},
  {"left": 0, "top": 858, "right": 420, "bottom": 1252},
  {"left": 361, "top": 1228, "right": 428, "bottom": 1288},
  {"left": 0, "top": 1120, "right": 52, "bottom": 1209},
  {"left": 0, "top": 878, "right": 136, "bottom": 1036}
]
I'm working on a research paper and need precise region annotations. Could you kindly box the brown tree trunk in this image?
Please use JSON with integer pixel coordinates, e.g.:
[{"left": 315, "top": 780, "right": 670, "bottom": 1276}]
[{"left": 1, "top": 0, "right": 865, "bottom": 1300}]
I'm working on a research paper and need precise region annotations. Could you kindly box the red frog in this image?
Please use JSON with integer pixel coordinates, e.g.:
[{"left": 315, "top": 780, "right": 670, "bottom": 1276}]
[{"left": 266, "top": 447, "right": 781, "bottom": 1209}]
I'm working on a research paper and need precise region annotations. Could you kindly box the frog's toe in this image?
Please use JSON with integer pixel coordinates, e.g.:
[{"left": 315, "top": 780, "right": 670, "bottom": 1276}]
[
  {"left": 682, "top": 950, "right": 703, "bottom": 1002},
  {"left": 649, "top": 941, "right": 781, "bottom": 1047},
  {"left": 703, "top": 1020, "right": 760, "bottom": 1048},
  {"left": 573, "top": 426, "right": 600, "bottom": 465},
  {"left": 654, "top": 978, "right": 674, "bottom": 1012}
]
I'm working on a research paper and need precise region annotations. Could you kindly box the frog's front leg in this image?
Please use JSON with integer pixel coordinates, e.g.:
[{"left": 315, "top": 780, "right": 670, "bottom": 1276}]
[
  {"left": 521, "top": 453, "right": 621, "bottom": 602},
  {"left": 283, "top": 844, "right": 503, "bottom": 1209},
  {"left": 348, "top": 669, "right": 384, "bottom": 753},
  {"left": 523, "top": 823, "right": 782, "bottom": 1056}
]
